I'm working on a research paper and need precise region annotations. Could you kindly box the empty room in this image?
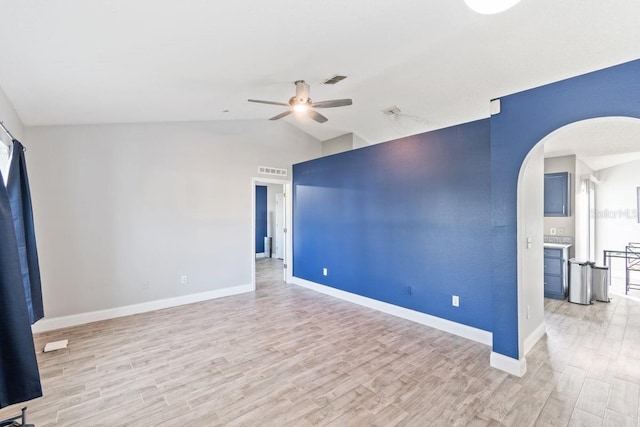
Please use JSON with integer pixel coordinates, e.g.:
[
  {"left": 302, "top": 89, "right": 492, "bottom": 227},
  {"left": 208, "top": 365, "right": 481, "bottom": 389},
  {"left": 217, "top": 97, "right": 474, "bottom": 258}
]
[{"left": 2, "top": 1, "right": 640, "bottom": 426}]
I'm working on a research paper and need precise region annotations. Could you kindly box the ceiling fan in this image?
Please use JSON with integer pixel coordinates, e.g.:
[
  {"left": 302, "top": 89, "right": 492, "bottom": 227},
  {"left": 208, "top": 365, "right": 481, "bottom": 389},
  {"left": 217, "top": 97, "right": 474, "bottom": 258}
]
[{"left": 248, "top": 80, "right": 352, "bottom": 123}]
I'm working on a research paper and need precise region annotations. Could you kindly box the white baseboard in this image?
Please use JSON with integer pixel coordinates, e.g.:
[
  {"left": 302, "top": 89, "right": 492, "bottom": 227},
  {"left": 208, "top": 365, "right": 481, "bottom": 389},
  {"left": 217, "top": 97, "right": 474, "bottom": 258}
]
[
  {"left": 32, "top": 284, "right": 253, "bottom": 333},
  {"left": 523, "top": 322, "right": 546, "bottom": 355},
  {"left": 255, "top": 253, "right": 265, "bottom": 259},
  {"left": 290, "top": 277, "right": 492, "bottom": 346},
  {"left": 490, "top": 352, "right": 527, "bottom": 377}
]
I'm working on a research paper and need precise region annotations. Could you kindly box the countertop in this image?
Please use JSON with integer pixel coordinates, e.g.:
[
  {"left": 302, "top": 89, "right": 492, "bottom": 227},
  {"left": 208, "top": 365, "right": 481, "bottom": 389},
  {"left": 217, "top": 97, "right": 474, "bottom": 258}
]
[{"left": 543, "top": 243, "right": 572, "bottom": 249}]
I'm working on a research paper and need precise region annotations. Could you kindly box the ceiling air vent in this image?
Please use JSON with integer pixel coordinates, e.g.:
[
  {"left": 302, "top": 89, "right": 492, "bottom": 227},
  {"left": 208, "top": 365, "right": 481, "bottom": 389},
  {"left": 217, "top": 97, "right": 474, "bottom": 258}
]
[
  {"left": 323, "top": 75, "right": 347, "bottom": 85},
  {"left": 258, "top": 166, "right": 288, "bottom": 177}
]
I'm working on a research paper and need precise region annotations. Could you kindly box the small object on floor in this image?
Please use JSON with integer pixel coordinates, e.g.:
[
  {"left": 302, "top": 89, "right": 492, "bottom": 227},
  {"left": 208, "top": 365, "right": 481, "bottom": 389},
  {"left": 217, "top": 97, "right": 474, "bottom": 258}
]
[{"left": 43, "top": 339, "right": 68, "bottom": 353}]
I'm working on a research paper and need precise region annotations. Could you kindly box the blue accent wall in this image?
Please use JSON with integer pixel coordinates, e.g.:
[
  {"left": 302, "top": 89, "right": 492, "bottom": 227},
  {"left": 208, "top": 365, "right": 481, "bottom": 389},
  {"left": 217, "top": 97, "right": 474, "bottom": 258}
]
[
  {"left": 490, "top": 58, "right": 640, "bottom": 359},
  {"left": 255, "top": 185, "right": 267, "bottom": 253},
  {"left": 293, "top": 119, "right": 493, "bottom": 332},
  {"left": 292, "top": 58, "right": 640, "bottom": 362}
]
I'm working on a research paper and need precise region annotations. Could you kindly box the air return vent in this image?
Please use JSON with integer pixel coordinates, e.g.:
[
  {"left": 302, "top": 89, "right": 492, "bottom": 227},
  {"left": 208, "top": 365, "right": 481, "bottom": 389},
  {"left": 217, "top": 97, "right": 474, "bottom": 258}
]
[
  {"left": 258, "top": 166, "right": 288, "bottom": 177},
  {"left": 382, "top": 105, "right": 402, "bottom": 116},
  {"left": 323, "top": 75, "right": 347, "bottom": 85}
]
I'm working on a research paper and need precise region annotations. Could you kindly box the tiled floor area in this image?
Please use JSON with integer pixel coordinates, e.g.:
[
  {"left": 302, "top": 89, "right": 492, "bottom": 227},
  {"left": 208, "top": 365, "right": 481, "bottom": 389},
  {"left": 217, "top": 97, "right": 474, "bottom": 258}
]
[{"left": 1, "top": 258, "right": 640, "bottom": 425}]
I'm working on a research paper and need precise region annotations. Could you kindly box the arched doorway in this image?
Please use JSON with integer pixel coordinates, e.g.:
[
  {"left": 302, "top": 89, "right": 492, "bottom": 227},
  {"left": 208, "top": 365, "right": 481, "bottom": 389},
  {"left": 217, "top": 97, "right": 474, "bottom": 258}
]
[
  {"left": 515, "top": 117, "right": 640, "bottom": 374},
  {"left": 489, "top": 58, "right": 640, "bottom": 376}
]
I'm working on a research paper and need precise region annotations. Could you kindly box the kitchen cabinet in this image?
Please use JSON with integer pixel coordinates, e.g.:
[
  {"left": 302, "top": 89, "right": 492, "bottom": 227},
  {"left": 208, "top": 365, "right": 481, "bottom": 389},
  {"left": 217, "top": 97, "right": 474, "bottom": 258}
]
[
  {"left": 544, "top": 172, "right": 570, "bottom": 217},
  {"left": 544, "top": 244, "right": 570, "bottom": 299}
]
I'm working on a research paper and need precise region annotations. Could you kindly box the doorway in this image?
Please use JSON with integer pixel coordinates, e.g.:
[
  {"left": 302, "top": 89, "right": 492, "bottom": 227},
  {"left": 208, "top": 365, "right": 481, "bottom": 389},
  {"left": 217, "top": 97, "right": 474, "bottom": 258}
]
[{"left": 251, "top": 177, "right": 292, "bottom": 290}]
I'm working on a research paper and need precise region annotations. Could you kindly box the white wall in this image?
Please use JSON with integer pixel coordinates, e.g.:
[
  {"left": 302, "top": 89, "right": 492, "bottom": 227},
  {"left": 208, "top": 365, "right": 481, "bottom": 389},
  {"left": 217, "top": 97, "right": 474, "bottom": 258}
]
[
  {"left": 0, "top": 85, "right": 24, "bottom": 183},
  {"left": 25, "top": 120, "right": 321, "bottom": 318},
  {"left": 352, "top": 133, "right": 368, "bottom": 150},
  {"left": 595, "top": 160, "right": 640, "bottom": 283},
  {"left": 322, "top": 133, "right": 353, "bottom": 156},
  {"left": 574, "top": 157, "right": 594, "bottom": 259},
  {"left": 518, "top": 143, "right": 545, "bottom": 355}
]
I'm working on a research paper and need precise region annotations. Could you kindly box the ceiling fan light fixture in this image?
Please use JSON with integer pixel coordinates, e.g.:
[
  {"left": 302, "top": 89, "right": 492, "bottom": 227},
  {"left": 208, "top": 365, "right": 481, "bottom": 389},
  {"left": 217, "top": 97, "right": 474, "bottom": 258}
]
[
  {"left": 293, "top": 103, "right": 309, "bottom": 113},
  {"left": 464, "top": 0, "right": 520, "bottom": 14}
]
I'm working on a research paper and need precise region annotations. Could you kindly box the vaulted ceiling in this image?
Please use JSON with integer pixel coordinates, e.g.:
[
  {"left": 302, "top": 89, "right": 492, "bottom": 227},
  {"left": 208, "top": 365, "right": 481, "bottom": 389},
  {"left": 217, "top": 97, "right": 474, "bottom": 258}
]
[{"left": 0, "top": 0, "right": 639, "bottom": 146}]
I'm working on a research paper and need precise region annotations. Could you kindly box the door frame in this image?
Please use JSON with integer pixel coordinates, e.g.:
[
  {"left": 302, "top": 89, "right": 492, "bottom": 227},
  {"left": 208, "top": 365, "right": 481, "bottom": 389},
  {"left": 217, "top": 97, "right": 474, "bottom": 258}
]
[{"left": 251, "top": 177, "right": 292, "bottom": 290}]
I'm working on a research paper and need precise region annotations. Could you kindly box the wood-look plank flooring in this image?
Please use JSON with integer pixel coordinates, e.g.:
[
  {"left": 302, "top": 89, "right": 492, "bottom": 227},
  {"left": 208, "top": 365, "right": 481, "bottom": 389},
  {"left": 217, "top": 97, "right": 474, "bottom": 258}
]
[{"left": 2, "top": 258, "right": 640, "bottom": 425}]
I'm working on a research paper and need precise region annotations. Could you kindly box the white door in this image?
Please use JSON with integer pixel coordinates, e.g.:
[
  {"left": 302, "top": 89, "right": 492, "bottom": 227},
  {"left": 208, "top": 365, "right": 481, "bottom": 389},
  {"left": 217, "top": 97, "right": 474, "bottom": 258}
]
[{"left": 275, "top": 193, "right": 285, "bottom": 259}]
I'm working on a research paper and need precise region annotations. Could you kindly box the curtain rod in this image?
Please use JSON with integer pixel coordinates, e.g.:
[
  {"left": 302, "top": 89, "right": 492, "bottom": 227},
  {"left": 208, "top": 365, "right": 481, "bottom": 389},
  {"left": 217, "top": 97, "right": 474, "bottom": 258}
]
[
  {"left": 0, "top": 120, "right": 26, "bottom": 151},
  {"left": 0, "top": 121, "right": 15, "bottom": 141}
]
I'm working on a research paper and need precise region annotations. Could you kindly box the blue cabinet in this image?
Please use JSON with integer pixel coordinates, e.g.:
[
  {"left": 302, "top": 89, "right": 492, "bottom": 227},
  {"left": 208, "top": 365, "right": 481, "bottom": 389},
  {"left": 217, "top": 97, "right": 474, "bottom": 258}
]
[
  {"left": 544, "top": 245, "right": 570, "bottom": 300},
  {"left": 544, "top": 172, "right": 570, "bottom": 217}
]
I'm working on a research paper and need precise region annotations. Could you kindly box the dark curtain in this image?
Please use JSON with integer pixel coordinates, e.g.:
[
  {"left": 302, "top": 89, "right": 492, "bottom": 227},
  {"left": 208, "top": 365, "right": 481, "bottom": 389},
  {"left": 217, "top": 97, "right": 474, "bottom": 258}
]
[
  {"left": 7, "top": 140, "right": 44, "bottom": 324},
  {"left": 0, "top": 140, "right": 42, "bottom": 408}
]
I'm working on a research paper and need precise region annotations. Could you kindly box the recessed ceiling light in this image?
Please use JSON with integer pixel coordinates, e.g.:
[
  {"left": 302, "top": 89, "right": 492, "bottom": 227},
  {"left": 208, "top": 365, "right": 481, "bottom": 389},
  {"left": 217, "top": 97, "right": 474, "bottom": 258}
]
[{"left": 464, "top": 0, "right": 520, "bottom": 14}]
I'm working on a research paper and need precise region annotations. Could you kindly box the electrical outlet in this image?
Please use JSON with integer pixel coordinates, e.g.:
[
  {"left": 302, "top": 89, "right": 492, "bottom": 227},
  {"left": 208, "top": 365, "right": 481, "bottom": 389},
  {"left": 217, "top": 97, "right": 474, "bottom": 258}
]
[
  {"left": 181, "top": 275, "right": 188, "bottom": 284},
  {"left": 550, "top": 228, "right": 556, "bottom": 235},
  {"left": 141, "top": 281, "right": 149, "bottom": 290},
  {"left": 322, "top": 268, "right": 328, "bottom": 276},
  {"left": 452, "top": 295, "right": 459, "bottom": 307},
  {"left": 406, "top": 285, "right": 413, "bottom": 295}
]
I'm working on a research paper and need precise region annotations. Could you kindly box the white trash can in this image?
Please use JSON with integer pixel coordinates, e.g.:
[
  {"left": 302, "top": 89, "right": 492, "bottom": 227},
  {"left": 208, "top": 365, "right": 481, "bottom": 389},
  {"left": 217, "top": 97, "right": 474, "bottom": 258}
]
[{"left": 591, "top": 265, "right": 610, "bottom": 302}]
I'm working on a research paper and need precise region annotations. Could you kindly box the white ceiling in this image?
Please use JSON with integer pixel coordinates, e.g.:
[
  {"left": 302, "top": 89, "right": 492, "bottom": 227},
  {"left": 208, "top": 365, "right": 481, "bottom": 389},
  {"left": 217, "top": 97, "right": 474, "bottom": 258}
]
[
  {"left": 0, "top": 0, "right": 639, "bottom": 145},
  {"left": 543, "top": 117, "right": 640, "bottom": 171}
]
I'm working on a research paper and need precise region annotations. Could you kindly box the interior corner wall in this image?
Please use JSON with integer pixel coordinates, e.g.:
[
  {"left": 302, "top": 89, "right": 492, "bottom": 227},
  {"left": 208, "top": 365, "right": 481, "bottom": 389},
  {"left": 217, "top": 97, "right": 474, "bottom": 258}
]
[
  {"left": 293, "top": 119, "right": 493, "bottom": 333},
  {"left": 321, "top": 133, "right": 354, "bottom": 157},
  {"left": 24, "top": 120, "right": 321, "bottom": 318},
  {"left": 352, "top": 133, "right": 368, "bottom": 150}
]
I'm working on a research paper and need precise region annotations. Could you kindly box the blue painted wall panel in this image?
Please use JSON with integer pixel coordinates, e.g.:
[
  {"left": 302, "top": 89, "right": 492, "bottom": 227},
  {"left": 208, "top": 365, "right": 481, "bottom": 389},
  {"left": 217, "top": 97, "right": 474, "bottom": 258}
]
[
  {"left": 255, "top": 185, "right": 267, "bottom": 253},
  {"left": 294, "top": 58, "right": 640, "bottom": 361},
  {"left": 293, "top": 119, "right": 493, "bottom": 332}
]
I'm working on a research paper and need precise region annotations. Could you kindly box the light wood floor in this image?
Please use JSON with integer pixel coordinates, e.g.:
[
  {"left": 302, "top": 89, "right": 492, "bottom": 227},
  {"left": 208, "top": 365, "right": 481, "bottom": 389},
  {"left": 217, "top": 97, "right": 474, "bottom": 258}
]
[{"left": 2, "top": 259, "right": 640, "bottom": 426}]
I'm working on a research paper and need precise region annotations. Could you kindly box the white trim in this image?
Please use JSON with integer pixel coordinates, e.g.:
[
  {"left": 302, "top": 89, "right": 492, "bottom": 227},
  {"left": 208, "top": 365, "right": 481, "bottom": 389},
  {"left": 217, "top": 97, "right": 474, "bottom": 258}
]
[
  {"left": 284, "top": 183, "right": 293, "bottom": 284},
  {"left": 523, "top": 322, "right": 546, "bottom": 355},
  {"left": 32, "top": 284, "right": 253, "bottom": 333},
  {"left": 255, "top": 252, "right": 266, "bottom": 259},
  {"left": 290, "top": 276, "right": 492, "bottom": 346},
  {"left": 490, "top": 352, "right": 527, "bottom": 377},
  {"left": 490, "top": 98, "right": 501, "bottom": 115}
]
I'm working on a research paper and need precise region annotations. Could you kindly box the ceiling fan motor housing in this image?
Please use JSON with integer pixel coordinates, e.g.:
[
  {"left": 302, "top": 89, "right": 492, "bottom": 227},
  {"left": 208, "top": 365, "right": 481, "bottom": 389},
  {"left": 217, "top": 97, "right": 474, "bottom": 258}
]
[{"left": 294, "top": 80, "right": 310, "bottom": 104}]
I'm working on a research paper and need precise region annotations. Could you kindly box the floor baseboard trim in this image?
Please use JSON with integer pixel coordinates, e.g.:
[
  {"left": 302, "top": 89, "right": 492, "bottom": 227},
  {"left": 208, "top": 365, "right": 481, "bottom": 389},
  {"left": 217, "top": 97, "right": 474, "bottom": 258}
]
[
  {"left": 290, "top": 277, "right": 492, "bottom": 346},
  {"left": 523, "top": 322, "right": 546, "bottom": 355},
  {"left": 490, "top": 352, "right": 527, "bottom": 377},
  {"left": 32, "top": 284, "right": 253, "bottom": 333}
]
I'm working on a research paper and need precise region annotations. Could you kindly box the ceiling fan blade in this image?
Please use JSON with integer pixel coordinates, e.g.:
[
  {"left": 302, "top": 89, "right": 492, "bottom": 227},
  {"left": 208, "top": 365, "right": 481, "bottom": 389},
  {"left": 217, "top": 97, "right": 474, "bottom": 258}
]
[
  {"left": 311, "top": 99, "right": 353, "bottom": 108},
  {"left": 269, "top": 110, "right": 293, "bottom": 121},
  {"left": 248, "top": 99, "right": 290, "bottom": 107},
  {"left": 307, "top": 110, "right": 328, "bottom": 123}
]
